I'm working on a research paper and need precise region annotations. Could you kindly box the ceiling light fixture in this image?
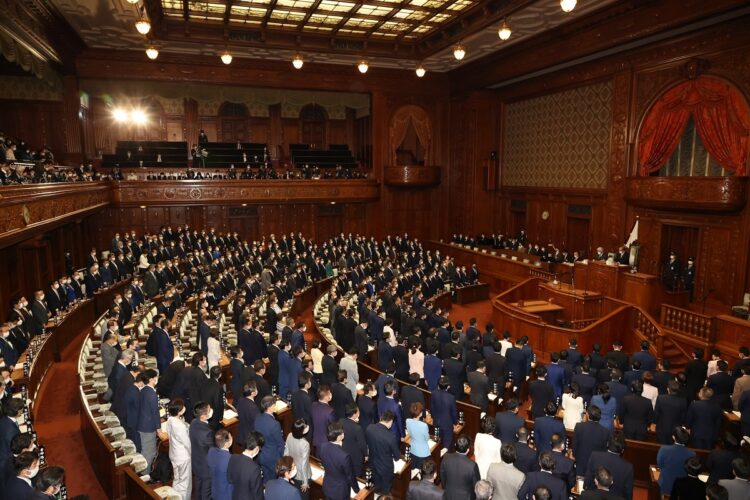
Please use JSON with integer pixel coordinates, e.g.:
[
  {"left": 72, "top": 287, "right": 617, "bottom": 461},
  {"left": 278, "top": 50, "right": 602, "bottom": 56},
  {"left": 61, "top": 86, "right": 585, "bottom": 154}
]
[
  {"left": 145, "top": 45, "right": 159, "bottom": 60},
  {"left": 357, "top": 60, "right": 369, "bottom": 74},
  {"left": 498, "top": 19, "right": 512, "bottom": 40},
  {"left": 560, "top": 0, "right": 577, "bottom": 13},
  {"left": 453, "top": 44, "right": 466, "bottom": 61},
  {"left": 292, "top": 54, "right": 304, "bottom": 69},
  {"left": 135, "top": 19, "right": 151, "bottom": 35},
  {"left": 415, "top": 65, "right": 426, "bottom": 78},
  {"left": 221, "top": 50, "right": 233, "bottom": 65}
]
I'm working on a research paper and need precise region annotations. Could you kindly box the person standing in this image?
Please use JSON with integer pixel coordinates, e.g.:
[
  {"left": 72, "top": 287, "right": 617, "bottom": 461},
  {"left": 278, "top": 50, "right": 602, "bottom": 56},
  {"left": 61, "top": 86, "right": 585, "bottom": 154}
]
[
  {"left": 166, "top": 399, "right": 192, "bottom": 500},
  {"left": 255, "top": 395, "right": 285, "bottom": 482},
  {"left": 319, "top": 422, "right": 359, "bottom": 500},
  {"left": 207, "top": 429, "right": 234, "bottom": 500},
  {"left": 441, "top": 434, "right": 481, "bottom": 500},
  {"left": 136, "top": 369, "right": 161, "bottom": 473},
  {"left": 366, "top": 410, "right": 401, "bottom": 495},
  {"left": 264, "top": 456, "right": 302, "bottom": 500},
  {"left": 190, "top": 403, "right": 215, "bottom": 500},
  {"left": 227, "top": 431, "right": 264, "bottom": 500}
]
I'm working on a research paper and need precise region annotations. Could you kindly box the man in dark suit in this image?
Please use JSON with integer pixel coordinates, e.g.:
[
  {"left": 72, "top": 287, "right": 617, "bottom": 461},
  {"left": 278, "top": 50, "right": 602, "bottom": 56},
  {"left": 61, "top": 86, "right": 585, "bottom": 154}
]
[
  {"left": 619, "top": 380, "right": 654, "bottom": 440},
  {"left": 431, "top": 376, "right": 458, "bottom": 450},
  {"left": 319, "top": 422, "right": 359, "bottom": 500},
  {"left": 321, "top": 345, "right": 340, "bottom": 387},
  {"left": 631, "top": 340, "right": 657, "bottom": 372},
  {"left": 518, "top": 451, "right": 568, "bottom": 500},
  {"left": 0, "top": 397, "right": 23, "bottom": 493},
  {"left": 357, "top": 383, "right": 377, "bottom": 432},
  {"left": 684, "top": 348, "right": 707, "bottom": 400},
  {"left": 311, "top": 386, "right": 336, "bottom": 455},
  {"left": 529, "top": 366, "right": 554, "bottom": 418},
  {"left": 707, "top": 359, "right": 734, "bottom": 409},
  {"left": 176, "top": 353, "right": 208, "bottom": 422},
  {"left": 143, "top": 265, "right": 160, "bottom": 298},
  {"left": 29, "top": 290, "right": 49, "bottom": 335},
  {"left": 656, "top": 426, "right": 695, "bottom": 496},
  {"left": 654, "top": 380, "right": 688, "bottom": 444},
  {"left": 534, "top": 402, "right": 565, "bottom": 453},
  {"left": 291, "top": 372, "right": 313, "bottom": 430},
  {"left": 686, "top": 386, "right": 722, "bottom": 449},
  {"left": 376, "top": 380, "right": 404, "bottom": 441},
  {"left": 513, "top": 427, "right": 539, "bottom": 474},
  {"left": 366, "top": 410, "right": 401, "bottom": 495},
  {"left": 354, "top": 318, "right": 370, "bottom": 361},
  {"left": 150, "top": 318, "right": 174, "bottom": 375},
  {"left": 573, "top": 363, "right": 598, "bottom": 404},
  {"left": 465, "top": 360, "right": 489, "bottom": 410},
  {"left": 580, "top": 466, "right": 625, "bottom": 500},
  {"left": 190, "top": 402, "right": 215, "bottom": 500},
  {"left": 494, "top": 397, "right": 524, "bottom": 443},
  {"left": 444, "top": 345, "right": 466, "bottom": 399},
  {"left": 331, "top": 370, "right": 355, "bottom": 420},
  {"left": 572, "top": 405, "right": 611, "bottom": 475},
  {"left": 606, "top": 369, "right": 629, "bottom": 415},
  {"left": 200, "top": 366, "right": 225, "bottom": 430},
  {"left": 440, "top": 434, "right": 481, "bottom": 500},
  {"left": 407, "top": 458, "right": 444, "bottom": 500},
  {"left": 605, "top": 341, "right": 629, "bottom": 374},
  {"left": 584, "top": 433, "right": 634, "bottom": 500},
  {"left": 547, "top": 352, "right": 566, "bottom": 399},
  {"left": 136, "top": 369, "right": 161, "bottom": 471},
  {"left": 255, "top": 396, "right": 286, "bottom": 482},
  {"left": 341, "top": 403, "right": 368, "bottom": 478},
  {"left": 107, "top": 349, "right": 134, "bottom": 402},
  {"left": 227, "top": 431, "right": 264, "bottom": 500},
  {"left": 5, "top": 451, "right": 38, "bottom": 500},
  {"left": 229, "top": 346, "right": 253, "bottom": 400},
  {"left": 236, "top": 382, "right": 259, "bottom": 448},
  {"left": 551, "top": 433, "right": 576, "bottom": 490}
]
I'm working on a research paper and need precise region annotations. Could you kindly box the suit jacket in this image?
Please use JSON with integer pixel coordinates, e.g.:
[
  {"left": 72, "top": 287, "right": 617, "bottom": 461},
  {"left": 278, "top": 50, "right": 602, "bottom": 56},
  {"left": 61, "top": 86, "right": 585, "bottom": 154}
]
[
  {"left": 291, "top": 389, "right": 313, "bottom": 427},
  {"left": 518, "top": 471, "right": 567, "bottom": 500},
  {"left": 444, "top": 358, "right": 466, "bottom": 398},
  {"left": 684, "top": 358, "right": 708, "bottom": 398},
  {"left": 4, "top": 476, "right": 33, "bottom": 500},
  {"left": 255, "top": 412, "right": 285, "bottom": 480},
  {"left": 264, "top": 478, "right": 301, "bottom": 500},
  {"left": 236, "top": 397, "right": 259, "bottom": 447},
  {"left": 584, "top": 451, "right": 633, "bottom": 500},
  {"left": 619, "top": 394, "right": 654, "bottom": 440},
  {"left": 108, "top": 361, "right": 129, "bottom": 400},
  {"left": 572, "top": 421, "right": 610, "bottom": 474},
  {"left": 486, "top": 461, "right": 526, "bottom": 500},
  {"left": 342, "top": 417, "right": 367, "bottom": 477},
  {"left": 468, "top": 370, "right": 490, "bottom": 410},
  {"left": 227, "top": 452, "right": 264, "bottom": 500},
  {"left": 153, "top": 328, "right": 174, "bottom": 374},
  {"left": 136, "top": 385, "right": 160, "bottom": 433},
  {"left": 631, "top": 351, "right": 657, "bottom": 372},
  {"left": 656, "top": 444, "right": 695, "bottom": 495},
  {"left": 207, "top": 447, "right": 234, "bottom": 499},
  {"left": 357, "top": 395, "right": 377, "bottom": 431},
  {"left": 552, "top": 450, "right": 576, "bottom": 490},
  {"left": 189, "top": 419, "right": 214, "bottom": 478},
  {"left": 654, "top": 394, "right": 688, "bottom": 444},
  {"left": 321, "top": 355, "right": 339, "bottom": 387},
  {"left": 529, "top": 379, "right": 554, "bottom": 418},
  {"left": 494, "top": 410, "right": 524, "bottom": 444},
  {"left": 547, "top": 364, "right": 566, "bottom": 398},
  {"left": 685, "top": 399, "right": 721, "bottom": 449},
  {"left": 143, "top": 272, "right": 159, "bottom": 297},
  {"left": 377, "top": 396, "right": 404, "bottom": 440},
  {"left": 440, "top": 452, "right": 481, "bottom": 500},
  {"left": 366, "top": 422, "right": 401, "bottom": 490},
  {"left": 200, "top": 378, "right": 225, "bottom": 430},
  {"left": 718, "top": 477, "right": 750, "bottom": 500},
  {"left": 311, "top": 401, "right": 336, "bottom": 451},
  {"left": 319, "top": 441, "right": 359, "bottom": 500},
  {"left": 407, "top": 479, "right": 444, "bottom": 500},
  {"left": 30, "top": 299, "right": 48, "bottom": 335}
]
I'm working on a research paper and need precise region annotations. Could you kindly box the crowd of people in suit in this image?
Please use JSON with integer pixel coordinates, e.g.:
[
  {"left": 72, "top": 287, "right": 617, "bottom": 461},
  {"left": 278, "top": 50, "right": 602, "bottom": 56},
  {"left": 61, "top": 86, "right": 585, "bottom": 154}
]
[{"left": 3, "top": 225, "right": 750, "bottom": 500}]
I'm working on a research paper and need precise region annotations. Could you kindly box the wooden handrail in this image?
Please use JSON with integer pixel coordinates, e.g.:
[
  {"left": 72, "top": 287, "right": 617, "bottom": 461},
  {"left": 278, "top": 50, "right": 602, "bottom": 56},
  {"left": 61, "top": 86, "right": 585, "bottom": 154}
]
[{"left": 660, "top": 304, "right": 715, "bottom": 342}]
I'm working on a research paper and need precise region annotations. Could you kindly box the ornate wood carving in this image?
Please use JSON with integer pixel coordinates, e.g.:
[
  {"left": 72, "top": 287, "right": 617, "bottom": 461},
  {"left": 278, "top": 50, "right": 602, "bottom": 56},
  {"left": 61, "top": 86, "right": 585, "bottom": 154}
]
[
  {"left": 626, "top": 177, "right": 748, "bottom": 212},
  {"left": 0, "top": 182, "right": 112, "bottom": 248},
  {"left": 113, "top": 179, "right": 380, "bottom": 206},
  {"left": 383, "top": 165, "right": 441, "bottom": 187}
]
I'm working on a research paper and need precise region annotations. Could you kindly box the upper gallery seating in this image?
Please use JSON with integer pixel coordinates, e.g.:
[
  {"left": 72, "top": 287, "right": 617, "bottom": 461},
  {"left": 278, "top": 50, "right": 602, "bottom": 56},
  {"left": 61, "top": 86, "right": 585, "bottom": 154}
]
[
  {"left": 101, "top": 141, "right": 270, "bottom": 168},
  {"left": 290, "top": 143, "right": 358, "bottom": 168}
]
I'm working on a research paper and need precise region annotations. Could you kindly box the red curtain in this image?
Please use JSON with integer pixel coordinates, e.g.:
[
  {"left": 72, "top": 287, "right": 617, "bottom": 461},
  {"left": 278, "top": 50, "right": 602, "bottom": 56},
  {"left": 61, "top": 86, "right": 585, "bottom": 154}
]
[{"left": 638, "top": 77, "right": 750, "bottom": 176}]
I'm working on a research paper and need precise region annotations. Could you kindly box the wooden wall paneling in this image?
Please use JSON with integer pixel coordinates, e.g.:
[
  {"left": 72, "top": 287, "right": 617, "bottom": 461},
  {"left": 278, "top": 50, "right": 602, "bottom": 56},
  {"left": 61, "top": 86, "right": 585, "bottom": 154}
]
[
  {"left": 328, "top": 120, "right": 347, "bottom": 145},
  {"left": 0, "top": 100, "right": 66, "bottom": 158},
  {"left": 248, "top": 117, "right": 271, "bottom": 145},
  {"left": 165, "top": 117, "right": 184, "bottom": 142},
  {"left": 61, "top": 76, "right": 84, "bottom": 162},
  {"left": 198, "top": 119, "right": 218, "bottom": 144}
]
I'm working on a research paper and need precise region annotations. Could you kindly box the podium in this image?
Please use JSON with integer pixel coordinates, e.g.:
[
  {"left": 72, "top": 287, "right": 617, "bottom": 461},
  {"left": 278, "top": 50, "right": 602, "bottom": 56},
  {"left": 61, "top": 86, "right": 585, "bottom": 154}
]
[{"left": 574, "top": 261, "right": 660, "bottom": 317}]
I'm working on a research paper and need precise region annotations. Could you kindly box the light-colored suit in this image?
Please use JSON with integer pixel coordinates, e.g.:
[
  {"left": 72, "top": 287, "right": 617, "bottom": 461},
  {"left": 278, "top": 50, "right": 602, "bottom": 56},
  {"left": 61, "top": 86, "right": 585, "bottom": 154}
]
[
  {"left": 166, "top": 416, "right": 192, "bottom": 500},
  {"left": 339, "top": 355, "right": 359, "bottom": 398},
  {"left": 101, "top": 342, "right": 119, "bottom": 378},
  {"left": 718, "top": 477, "right": 750, "bottom": 500},
  {"left": 732, "top": 375, "right": 750, "bottom": 409},
  {"left": 285, "top": 434, "right": 312, "bottom": 486},
  {"left": 486, "top": 461, "right": 525, "bottom": 500}
]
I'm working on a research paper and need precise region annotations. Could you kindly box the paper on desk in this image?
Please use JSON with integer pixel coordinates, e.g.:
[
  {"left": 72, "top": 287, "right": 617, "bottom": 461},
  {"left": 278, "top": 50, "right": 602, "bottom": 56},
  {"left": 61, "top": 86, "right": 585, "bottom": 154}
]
[
  {"left": 488, "top": 394, "right": 497, "bottom": 401},
  {"left": 160, "top": 421, "right": 168, "bottom": 434},
  {"left": 224, "top": 409, "right": 238, "bottom": 420},
  {"left": 15, "top": 363, "right": 23, "bottom": 371},
  {"left": 311, "top": 464, "right": 324, "bottom": 482},
  {"left": 350, "top": 481, "right": 366, "bottom": 498},
  {"left": 274, "top": 400, "right": 288, "bottom": 412},
  {"left": 356, "top": 383, "right": 364, "bottom": 391},
  {"left": 428, "top": 439, "right": 437, "bottom": 451},
  {"left": 733, "top": 411, "right": 741, "bottom": 418},
  {"left": 698, "top": 474, "right": 709, "bottom": 483},
  {"left": 393, "top": 459, "right": 406, "bottom": 473}
]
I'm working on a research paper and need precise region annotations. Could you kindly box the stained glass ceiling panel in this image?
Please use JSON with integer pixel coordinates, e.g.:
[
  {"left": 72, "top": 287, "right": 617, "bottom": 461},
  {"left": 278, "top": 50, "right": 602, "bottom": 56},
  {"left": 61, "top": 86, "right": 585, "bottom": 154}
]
[{"left": 161, "top": 0, "right": 478, "bottom": 39}]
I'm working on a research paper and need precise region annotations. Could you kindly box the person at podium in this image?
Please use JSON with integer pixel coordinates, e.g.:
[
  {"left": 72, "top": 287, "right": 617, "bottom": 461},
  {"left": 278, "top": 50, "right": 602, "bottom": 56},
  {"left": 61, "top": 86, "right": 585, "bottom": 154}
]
[
  {"left": 683, "top": 258, "right": 696, "bottom": 300},
  {"left": 616, "top": 246, "right": 630, "bottom": 266},
  {"left": 593, "top": 247, "right": 607, "bottom": 261},
  {"left": 663, "top": 252, "right": 681, "bottom": 291}
]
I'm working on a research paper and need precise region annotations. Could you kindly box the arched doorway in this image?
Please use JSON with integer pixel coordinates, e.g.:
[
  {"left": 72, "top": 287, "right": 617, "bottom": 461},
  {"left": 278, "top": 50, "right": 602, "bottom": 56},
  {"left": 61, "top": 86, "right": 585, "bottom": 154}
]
[
  {"left": 300, "top": 104, "right": 327, "bottom": 148},
  {"left": 219, "top": 102, "right": 250, "bottom": 142}
]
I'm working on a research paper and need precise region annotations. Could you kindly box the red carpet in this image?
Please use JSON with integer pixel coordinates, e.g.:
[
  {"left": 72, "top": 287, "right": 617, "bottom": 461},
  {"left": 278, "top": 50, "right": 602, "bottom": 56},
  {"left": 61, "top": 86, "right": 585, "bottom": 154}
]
[{"left": 34, "top": 329, "right": 108, "bottom": 500}]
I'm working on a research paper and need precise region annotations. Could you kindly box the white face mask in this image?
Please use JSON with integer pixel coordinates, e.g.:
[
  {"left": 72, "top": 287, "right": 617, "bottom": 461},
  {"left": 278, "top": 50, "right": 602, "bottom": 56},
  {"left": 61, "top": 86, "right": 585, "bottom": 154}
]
[
  {"left": 27, "top": 466, "right": 39, "bottom": 478},
  {"left": 207, "top": 409, "right": 214, "bottom": 420},
  {"left": 290, "top": 467, "right": 298, "bottom": 478}
]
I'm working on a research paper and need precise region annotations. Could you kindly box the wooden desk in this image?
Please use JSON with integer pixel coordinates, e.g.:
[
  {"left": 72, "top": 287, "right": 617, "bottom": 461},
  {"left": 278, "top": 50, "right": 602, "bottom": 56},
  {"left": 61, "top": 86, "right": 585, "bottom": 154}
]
[
  {"left": 454, "top": 283, "right": 490, "bottom": 304},
  {"left": 510, "top": 300, "right": 565, "bottom": 324},
  {"left": 309, "top": 457, "right": 373, "bottom": 500}
]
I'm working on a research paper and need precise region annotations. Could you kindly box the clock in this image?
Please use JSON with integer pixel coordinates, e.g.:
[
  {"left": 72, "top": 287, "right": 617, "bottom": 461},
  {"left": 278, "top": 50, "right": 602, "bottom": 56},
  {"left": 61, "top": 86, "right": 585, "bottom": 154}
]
[{"left": 541, "top": 210, "right": 550, "bottom": 220}]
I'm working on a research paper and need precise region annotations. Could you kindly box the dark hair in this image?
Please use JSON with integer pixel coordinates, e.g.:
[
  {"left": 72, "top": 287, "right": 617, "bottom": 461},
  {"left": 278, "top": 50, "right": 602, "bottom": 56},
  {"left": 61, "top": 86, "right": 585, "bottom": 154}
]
[
  {"left": 630, "top": 379, "right": 643, "bottom": 394},
  {"left": 455, "top": 434, "right": 471, "bottom": 454},
  {"left": 504, "top": 397, "right": 519, "bottom": 411},
  {"left": 168, "top": 398, "right": 185, "bottom": 417},
  {"left": 538, "top": 451, "right": 555, "bottom": 471},
  {"left": 292, "top": 418, "right": 308, "bottom": 439},
  {"left": 685, "top": 456, "right": 703, "bottom": 476},
  {"left": 409, "top": 402, "right": 424, "bottom": 419},
  {"left": 420, "top": 458, "right": 437, "bottom": 478},
  {"left": 327, "top": 421, "right": 344, "bottom": 442},
  {"left": 533, "top": 486, "right": 551, "bottom": 500},
  {"left": 209, "top": 365, "right": 222, "bottom": 379},
  {"left": 194, "top": 401, "right": 211, "bottom": 418},
  {"left": 276, "top": 456, "right": 295, "bottom": 477},
  {"left": 705, "top": 484, "right": 729, "bottom": 500},
  {"left": 607, "top": 432, "right": 626, "bottom": 455},
  {"left": 550, "top": 433, "right": 565, "bottom": 450},
  {"left": 731, "top": 457, "right": 750, "bottom": 479},
  {"left": 13, "top": 450, "right": 39, "bottom": 474},
  {"left": 214, "top": 428, "right": 232, "bottom": 448},
  {"left": 36, "top": 466, "right": 65, "bottom": 492},
  {"left": 380, "top": 410, "right": 395, "bottom": 423},
  {"left": 242, "top": 381, "right": 258, "bottom": 397},
  {"left": 673, "top": 426, "right": 690, "bottom": 445},
  {"left": 544, "top": 401, "right": 558, "bottom": 416},
  {"left": 587, "top": 404, "right": 602, "bottom": 422},
  {"left": 346, "top": 403, "right": 360, "bottom": 419},
  {"left": 501, "top": 443, "right": 517, "bottom": 464},
  {"left": 10, "top": 433, "right": 33, "bottom": 454},
  {"left": 260, "top": 395, "right": 276, "bottom": 412},
  {"left": 481, "top": 416, "right": 496, "bottom": 434},
  {"left": 594, "top": 466, "right": 613, "bottom": 488}
]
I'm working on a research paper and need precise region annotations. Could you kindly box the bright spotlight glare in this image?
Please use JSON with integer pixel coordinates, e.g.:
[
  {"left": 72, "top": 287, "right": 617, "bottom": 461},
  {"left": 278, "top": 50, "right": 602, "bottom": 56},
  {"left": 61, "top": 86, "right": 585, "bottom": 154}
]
[
  {"left": 113, "top": 108, "right": 128, "bottom": 122},
  {"left": 131, "top": 109, "right": 148, "bottom": 125}
]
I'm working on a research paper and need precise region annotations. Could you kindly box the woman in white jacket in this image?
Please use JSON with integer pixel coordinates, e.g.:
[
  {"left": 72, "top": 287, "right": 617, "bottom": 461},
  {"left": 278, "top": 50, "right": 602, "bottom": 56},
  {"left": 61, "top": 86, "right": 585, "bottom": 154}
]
[
  {"left": 166, "top": 399, "right": 191, "bottom": 500},
  {"left": 206, "top": 330, "right": 222, "bottom": 370}
]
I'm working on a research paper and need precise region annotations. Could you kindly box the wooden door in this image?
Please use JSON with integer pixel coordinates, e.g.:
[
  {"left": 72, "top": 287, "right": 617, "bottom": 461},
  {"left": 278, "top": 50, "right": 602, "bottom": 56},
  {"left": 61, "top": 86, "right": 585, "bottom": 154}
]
[
  {"left": 566, "top": 217, "right": 591, "bottom": 256},
  {"left": 660, "top": 224, "right": 699, "bottom": 275},
  {"left": 222, "top": 119, "right": 248, "bottom": 142},
  {"left": 301, "top": 121, "right": 325, "bottom": 148}
]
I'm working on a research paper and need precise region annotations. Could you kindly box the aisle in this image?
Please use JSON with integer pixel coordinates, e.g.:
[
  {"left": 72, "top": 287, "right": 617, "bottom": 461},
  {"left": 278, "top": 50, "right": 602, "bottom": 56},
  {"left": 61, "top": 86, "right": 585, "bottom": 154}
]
[{"left": 34, "top": 331, "right": 108, "bottom": 500}]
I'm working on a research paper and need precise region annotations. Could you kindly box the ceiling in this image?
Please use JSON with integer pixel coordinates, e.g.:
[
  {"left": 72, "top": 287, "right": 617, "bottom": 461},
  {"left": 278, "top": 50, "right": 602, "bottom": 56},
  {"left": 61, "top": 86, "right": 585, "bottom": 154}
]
[{"left": 46, "top": 0, "right": 621, "bottom": 72}]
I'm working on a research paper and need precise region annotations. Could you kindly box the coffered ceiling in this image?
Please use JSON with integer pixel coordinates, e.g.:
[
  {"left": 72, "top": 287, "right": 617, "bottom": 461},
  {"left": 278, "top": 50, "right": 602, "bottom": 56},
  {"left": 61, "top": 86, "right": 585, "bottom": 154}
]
[{"left": 48, "top": 0, "right": 619, "bottom": 72}]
